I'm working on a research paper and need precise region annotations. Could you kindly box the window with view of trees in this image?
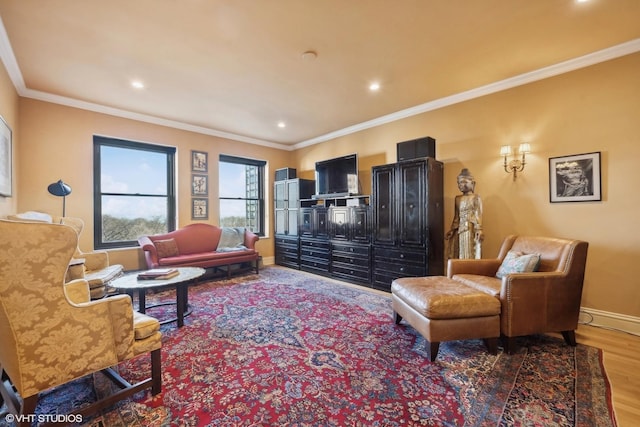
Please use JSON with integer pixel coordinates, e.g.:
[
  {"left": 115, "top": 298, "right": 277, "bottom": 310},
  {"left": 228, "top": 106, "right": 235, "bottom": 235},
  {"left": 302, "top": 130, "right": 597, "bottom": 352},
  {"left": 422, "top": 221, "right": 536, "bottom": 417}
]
[
  {"left": 219, "top": 155, "right": 266, "bottom": 236},
  {"left": 93, "top": 136, "right": 176, "bottom": 249}
]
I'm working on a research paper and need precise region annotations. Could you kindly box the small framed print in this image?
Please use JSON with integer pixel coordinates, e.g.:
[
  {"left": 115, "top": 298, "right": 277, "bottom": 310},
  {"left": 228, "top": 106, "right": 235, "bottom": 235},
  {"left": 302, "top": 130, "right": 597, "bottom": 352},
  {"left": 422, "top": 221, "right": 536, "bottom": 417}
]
[
  {"left": 549, "top": 152, "right": 601, "bottom": 203},
  {"left": 191, "top": 150, "right": 208, "bottom": 172},
  {"left": 192, "top": 174, "right": 208, "bottom": 196},
  {"left": 192, "top": 198, "right": 208, "bottom": 220}
]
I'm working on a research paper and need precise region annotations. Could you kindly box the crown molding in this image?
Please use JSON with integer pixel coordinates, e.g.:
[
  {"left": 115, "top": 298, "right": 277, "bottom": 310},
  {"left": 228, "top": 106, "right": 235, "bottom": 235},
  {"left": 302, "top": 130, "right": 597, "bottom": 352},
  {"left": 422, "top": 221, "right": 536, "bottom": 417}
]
[{"left": 294, "top": 38, "right": 640, "bottom": 150}]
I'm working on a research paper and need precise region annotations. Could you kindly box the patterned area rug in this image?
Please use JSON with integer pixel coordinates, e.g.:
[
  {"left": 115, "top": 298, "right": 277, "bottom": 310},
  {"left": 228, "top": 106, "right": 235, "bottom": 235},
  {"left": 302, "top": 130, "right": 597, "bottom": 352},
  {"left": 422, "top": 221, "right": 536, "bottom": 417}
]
[{"left": 5, "top": 266, "right": 616, "bottom": 426}]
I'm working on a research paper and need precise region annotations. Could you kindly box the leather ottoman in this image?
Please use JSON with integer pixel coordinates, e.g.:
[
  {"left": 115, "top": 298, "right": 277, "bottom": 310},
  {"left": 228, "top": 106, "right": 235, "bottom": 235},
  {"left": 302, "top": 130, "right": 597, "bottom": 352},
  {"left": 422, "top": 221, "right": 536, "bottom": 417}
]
[{"left": 391, "top": 276, "right": 501, "bottom": 361}]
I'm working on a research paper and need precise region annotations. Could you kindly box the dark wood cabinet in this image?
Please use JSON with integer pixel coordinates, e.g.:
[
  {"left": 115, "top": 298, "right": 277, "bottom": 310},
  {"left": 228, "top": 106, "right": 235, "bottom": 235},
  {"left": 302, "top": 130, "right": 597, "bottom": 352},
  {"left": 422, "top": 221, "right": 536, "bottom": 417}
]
[
  {"left": 274, "top": 178, "right": 315, "bottom": 237},
  {"left": 274, "top": 178, "right": 314, "bottom": 268},
  {"left": 273, "top": 158, "right": 443, "bottom": 293},
  {"left": 371, "top": 157, "right": 444, "bottom": 291}
]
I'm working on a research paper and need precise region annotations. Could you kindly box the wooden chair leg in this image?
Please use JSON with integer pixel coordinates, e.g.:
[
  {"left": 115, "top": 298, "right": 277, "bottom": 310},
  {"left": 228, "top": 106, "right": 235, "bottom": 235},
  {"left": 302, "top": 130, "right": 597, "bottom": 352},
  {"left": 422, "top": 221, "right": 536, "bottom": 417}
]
[
  {"left": 502, "top": 335, "right": 517, "bottom": 354},
  {"left": 484, "top": 337, "right": 498, "bottom": 355},
  {"left": 562, "top": 330, "right": 577, "bottom": 346},
  {"left": 393, "top": 311, "right": 403, "bottom": 325},
  {"left": 426, "top": 341, "right": 440, "bottom": 362},
  {"left": 19, "top": 395, "right": 38, "bottom": 427},
  {"left": 151, "top": 348, "right": 162, "bottom": 395}
]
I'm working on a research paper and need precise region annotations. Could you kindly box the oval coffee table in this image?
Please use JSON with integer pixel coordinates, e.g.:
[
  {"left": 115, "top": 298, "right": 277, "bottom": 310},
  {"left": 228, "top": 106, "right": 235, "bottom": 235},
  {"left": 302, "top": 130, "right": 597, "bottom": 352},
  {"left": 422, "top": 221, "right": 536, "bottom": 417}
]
[{"left": 110, "top": 267, "right": 205, "bottom": 327}]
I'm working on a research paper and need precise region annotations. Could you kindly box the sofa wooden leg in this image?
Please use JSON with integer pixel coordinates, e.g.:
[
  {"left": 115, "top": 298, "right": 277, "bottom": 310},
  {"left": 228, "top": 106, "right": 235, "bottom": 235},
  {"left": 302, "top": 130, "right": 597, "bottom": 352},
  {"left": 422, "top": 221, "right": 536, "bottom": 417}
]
[
  {"left": 393, "top": 311, "right": 403, "bottom": 324},
  {"left": 484, "top": 337, "right": 498, "bottom": 355},
  {"left": 426, "top": 341, "right": 440, "bottom": 362},
  {"left": 561, "top": 330, "right": 577, "bottom": 346}
]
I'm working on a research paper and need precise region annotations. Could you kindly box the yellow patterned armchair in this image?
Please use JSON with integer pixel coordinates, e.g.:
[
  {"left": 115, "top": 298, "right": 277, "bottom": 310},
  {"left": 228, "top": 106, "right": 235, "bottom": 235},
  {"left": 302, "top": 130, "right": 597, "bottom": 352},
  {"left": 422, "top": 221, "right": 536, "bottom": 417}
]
[
  {"left": 6, "top": 213, "right": 124, "bottom": 299},
  {"left": 0, "top": 220, "right": 162, "bottom": 425}
]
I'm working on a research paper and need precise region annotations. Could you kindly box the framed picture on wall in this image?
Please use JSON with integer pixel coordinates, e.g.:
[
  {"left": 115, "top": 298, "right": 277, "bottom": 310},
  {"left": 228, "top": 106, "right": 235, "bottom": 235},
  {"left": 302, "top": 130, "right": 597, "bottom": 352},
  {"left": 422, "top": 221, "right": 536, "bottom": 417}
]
[
  {"left": 192, "top": 198, "right": 208, "bottom": 220},
  {"left": 0, "top": 115, "right": 12, "bottom": 197},
  {"left": 191, "top": 150, "right": 208, "bottom": 173},
  {"left": 191, "top": 174, "right": 208, "bottom": 196},
  {"left": 549, "top": 152, "right": 601, "bottom": 203}
]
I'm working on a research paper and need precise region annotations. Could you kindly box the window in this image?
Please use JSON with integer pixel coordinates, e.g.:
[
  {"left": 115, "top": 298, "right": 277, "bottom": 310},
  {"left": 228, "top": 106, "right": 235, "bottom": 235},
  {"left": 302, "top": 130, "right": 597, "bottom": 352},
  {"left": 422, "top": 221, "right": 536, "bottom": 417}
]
[
  {"left": 219, "top": 155, "right": 266, "bottom": 236},
  {"left": 93, "top": 136, "right": 176, "bottom": 249}
]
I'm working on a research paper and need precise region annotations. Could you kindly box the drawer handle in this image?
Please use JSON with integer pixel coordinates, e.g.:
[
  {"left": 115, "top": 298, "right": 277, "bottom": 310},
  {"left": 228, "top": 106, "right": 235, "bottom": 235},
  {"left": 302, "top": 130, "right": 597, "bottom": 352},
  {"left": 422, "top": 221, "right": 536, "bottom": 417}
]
[
  {"left": 400, "top": 254, "right": 405, "bottom": 259},
  {"left": 400, "top": 267, "right": 405, "bottom": 272}
]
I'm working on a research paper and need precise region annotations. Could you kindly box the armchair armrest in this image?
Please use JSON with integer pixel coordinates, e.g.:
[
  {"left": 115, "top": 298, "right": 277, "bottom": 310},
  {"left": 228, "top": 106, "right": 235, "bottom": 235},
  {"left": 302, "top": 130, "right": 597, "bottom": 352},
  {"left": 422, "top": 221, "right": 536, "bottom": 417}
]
[
  {"left": 500, "top": 271, "right": 582, "bottom": 336},
  {"left": 447, "top": 258, "right": 501, "bottom": 278},
  {"left": 138, "top": 236, "right": 160, "bottom": 268},
  {"left": 71, "top": 294, "right": 136, "bottom": 361},
  {"left": 64, "top": 279, "right": 91, "bottom": 304},
  {"left": 243, "top": 229, "right": 259, "bottom": 250},
  {"left": 79, "top": 250, "right": 109, "bottom": 271}
]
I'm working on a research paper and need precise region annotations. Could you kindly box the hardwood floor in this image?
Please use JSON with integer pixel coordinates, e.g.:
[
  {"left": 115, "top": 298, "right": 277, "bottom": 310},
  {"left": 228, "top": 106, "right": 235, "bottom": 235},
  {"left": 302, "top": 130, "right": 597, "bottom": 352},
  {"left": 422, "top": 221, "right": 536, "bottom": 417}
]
[{"left": 572, "top": 324, "right": 640, "bottom": 427}]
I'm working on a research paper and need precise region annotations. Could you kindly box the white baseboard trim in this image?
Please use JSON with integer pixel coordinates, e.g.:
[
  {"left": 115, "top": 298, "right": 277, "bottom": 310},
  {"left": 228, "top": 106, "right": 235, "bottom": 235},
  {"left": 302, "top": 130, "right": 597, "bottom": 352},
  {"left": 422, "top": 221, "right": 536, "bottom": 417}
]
[{"left": 579, "top": 307, "right": 640, "bottom": 336}]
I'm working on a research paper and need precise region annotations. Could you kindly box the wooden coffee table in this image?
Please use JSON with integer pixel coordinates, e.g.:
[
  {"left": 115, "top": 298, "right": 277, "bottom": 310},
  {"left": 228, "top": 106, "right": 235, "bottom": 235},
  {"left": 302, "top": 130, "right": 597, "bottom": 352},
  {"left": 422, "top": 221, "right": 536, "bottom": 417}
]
[{"left": 110, "top": 267, "right": 205, "bottom": 327}]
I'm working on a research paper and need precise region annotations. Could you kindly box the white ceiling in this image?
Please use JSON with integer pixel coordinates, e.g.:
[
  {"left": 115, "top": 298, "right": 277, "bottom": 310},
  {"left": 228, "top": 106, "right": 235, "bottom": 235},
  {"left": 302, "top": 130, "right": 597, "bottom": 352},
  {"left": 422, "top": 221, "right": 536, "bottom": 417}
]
[{"left": 1, "top": 0, "right": 639, "bottom": 150}]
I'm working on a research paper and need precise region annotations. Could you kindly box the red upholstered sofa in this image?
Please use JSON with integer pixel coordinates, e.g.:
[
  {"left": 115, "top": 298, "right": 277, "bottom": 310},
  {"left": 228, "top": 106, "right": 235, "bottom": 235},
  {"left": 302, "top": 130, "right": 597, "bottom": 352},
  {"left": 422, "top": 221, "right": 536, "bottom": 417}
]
[{"left": 138, "top": 223, "right": 260, "bottom": 276}]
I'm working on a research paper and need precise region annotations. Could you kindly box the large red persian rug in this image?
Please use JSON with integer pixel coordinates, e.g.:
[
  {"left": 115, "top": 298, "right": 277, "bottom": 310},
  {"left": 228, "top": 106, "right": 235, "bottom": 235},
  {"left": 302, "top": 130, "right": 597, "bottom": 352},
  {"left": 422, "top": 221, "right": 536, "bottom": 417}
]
[{"left": 17, "top": 266, "right": 616, "bottom": 426}]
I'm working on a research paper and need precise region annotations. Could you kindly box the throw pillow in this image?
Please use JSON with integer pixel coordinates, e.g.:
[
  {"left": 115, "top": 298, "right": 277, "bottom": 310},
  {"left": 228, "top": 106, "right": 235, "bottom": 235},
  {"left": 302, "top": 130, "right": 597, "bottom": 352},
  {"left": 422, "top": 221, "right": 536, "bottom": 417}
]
[
  {"left": 495, "top": 250, "right": 541, "bottom": 279},
  {"left": 154, "top": 238, "right": 179, "bottom": 259}
]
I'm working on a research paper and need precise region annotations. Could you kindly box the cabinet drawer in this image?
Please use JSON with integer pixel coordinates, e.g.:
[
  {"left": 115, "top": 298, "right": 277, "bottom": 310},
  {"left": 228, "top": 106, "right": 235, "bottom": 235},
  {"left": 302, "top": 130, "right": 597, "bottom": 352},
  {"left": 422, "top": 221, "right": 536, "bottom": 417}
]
[
  {"left": 300, "top": 239, "right": 330, "bottom": 251},
  {"left": 275, "top": 236, "right": 298, "bottom": 248},
  {"left": 276, "top": 244, "right": 299, "bottom": 255},
  {"left": 300, "top": 248, "right": 330, "bottom": 260},
  {"left": 331, "top": 264, "right": 370, "bottom": 281},
  {"left": 331, "top": 243, "right": 370, "bottom": 257},
  {"left": 373, "top": 247, "right": 425, "bottom": 264},
  {"left": 374, "top": 260, "right": 426, "bottom": 276},
  {"left": 300, "top": 258, "right": 331, "bottom": 275}
]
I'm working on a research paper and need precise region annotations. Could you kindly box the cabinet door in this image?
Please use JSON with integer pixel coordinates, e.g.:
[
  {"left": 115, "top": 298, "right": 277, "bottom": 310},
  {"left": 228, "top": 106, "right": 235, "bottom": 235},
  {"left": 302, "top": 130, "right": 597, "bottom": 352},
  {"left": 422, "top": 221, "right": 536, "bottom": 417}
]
[
  {"left": 351, "top": 207, "right": 370, "bottom": 243},
  {"left": 316, "top": 207, "right": 329, "bottom": 239},
  {"left": 274, "top": 181, "right": 286, "bottom": 209},
  {"left": 275, "top": 209, "right": 287, "bottom": 235},
  {"left": 286, "top": 180, "right": 299, "bottom": 209},
  {"left": 398, "top": 160, "right": 426, "bottom": 246},
  {"left": 300, "top": 208, "right": 313, "bottom": 237},
  {"left": 330, "top": 207, "right": 350, "bottom": 240},
  {"left": 372, "top": 165, "right": 395, "bottom": 245}
]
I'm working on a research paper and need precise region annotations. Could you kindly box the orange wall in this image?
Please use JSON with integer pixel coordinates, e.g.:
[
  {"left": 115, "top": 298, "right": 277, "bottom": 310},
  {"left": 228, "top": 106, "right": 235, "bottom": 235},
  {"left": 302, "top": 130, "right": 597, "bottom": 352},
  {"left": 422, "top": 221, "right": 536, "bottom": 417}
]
[
  {"left": 14, "top": 99, "right": 294, "bottom": 268},
  {"left": 0, "top": 56, "right": 18, "bottom": 217},
  {"left": 293, "top": 52, "right": 640, "bottom": 319},
  {"left": 2, "top": 52, "right": 639, "bottom": 320}
]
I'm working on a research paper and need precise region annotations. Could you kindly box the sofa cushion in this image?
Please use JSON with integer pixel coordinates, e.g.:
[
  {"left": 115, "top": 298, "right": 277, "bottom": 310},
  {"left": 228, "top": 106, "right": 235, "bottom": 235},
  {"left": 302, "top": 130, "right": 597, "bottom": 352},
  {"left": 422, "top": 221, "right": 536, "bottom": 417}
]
[
  {"left": 451, "top": 274, "right": 502, "bottom": 297},
  {"left": 154, "top": 238, "right": 179, "bottom": 258},
  {"left": 495, "top": 250, "right": 540, "bottom": 279}
]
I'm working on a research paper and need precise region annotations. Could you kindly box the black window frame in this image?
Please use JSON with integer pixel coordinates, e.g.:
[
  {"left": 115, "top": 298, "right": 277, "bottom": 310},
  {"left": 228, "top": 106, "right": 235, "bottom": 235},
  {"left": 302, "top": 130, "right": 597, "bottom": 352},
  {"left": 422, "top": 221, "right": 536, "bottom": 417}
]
[
  {"left": 93, "top": 135, "right": 176, "bottom": 249},
  {"left": 218, "top": 154, "right": 266, "bottom": 237}
]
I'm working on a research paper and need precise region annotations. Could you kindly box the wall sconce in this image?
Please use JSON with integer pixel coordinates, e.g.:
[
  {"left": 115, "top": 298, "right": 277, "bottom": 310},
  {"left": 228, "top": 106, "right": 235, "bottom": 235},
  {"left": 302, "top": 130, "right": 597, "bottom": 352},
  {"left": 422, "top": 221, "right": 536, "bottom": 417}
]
[{"left": 500, "top": 143, "right": 530, "bottom": 181}]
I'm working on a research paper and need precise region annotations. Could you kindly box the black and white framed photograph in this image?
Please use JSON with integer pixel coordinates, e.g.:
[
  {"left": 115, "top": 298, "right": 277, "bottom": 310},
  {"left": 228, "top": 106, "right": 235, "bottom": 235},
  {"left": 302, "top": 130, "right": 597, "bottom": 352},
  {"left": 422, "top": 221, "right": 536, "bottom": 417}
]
[
  {"left": 549, "top": 152, "right": 601, "bottom": 203},
  {"left": 191, "top": 150, "right": 208, "bottom": 173},
  {"left": 191, "top": 174, "right": 208, "bottom": 196},
  {"left": 0, "top": 115, "right": 12, "bottom": 197},
  {"left": 192, "top": 198, "right": 208, "bottom": 220}
]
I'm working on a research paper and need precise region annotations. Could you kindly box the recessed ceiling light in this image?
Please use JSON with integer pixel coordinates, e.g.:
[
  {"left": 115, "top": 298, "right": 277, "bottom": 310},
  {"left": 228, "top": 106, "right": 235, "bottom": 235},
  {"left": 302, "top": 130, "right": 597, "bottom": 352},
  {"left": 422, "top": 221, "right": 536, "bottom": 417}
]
[
  {"left": 301, "top": 50, "right": 318, "bottom": 61},
  {"left": 277, "top": 121, "right": 286, "bottom": 128},
  {"left": 369, "top": 82, "right": 381, "bottom": 91},
  {"left": 131, "top": 80, "right": 145, "bottom": 89}
]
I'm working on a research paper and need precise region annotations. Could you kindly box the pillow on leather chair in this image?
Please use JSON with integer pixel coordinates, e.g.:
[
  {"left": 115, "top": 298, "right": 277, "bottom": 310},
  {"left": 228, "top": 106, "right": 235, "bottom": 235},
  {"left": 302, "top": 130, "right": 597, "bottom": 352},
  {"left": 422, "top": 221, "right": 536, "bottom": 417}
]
[{"left": 495, "top": 250, "right": 540, "bottom": 279}]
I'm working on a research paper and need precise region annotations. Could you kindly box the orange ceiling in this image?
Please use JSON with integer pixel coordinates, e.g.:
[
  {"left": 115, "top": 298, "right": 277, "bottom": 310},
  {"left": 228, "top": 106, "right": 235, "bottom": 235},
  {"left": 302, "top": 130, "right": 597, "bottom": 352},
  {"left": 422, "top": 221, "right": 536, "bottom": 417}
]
[{"left": 1, "top": 0, "right": 639, "bottom": 148}]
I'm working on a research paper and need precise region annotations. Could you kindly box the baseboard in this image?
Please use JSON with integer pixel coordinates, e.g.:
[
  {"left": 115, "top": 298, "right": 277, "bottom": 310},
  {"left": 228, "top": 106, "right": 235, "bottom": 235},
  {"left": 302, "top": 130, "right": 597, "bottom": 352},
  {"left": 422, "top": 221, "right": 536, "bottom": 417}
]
[
  {"left": 262, "top": 256, "right": 275, "bottom": 266},
  {"left": 579, "top": 307, "right": 640, "bottom": 336}
]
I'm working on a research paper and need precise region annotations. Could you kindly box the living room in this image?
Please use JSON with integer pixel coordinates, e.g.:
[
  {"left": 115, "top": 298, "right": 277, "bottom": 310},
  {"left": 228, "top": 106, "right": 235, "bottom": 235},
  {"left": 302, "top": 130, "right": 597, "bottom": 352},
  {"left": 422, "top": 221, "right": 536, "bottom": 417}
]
[{"left": 0, "top": 1, "right": 639, "bottom": 425}]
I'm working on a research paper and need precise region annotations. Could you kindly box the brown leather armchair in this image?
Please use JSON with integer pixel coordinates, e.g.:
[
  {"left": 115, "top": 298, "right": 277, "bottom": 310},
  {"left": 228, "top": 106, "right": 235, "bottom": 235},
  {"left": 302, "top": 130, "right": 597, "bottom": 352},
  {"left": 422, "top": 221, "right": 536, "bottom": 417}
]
[
  {"left": 0, "top": 220, "right": 162, "bottom": 425},
  {"left": 448, "top": 235, "right": 589, "bottom": 353}
]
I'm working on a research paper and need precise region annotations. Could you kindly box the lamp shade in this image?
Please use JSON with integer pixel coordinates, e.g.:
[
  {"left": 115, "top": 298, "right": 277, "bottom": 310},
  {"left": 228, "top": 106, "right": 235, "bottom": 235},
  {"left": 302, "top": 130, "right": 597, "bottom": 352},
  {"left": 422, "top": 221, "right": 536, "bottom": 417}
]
[{"left": 47, "top": 180, "right": 72, "bottom": 197}]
